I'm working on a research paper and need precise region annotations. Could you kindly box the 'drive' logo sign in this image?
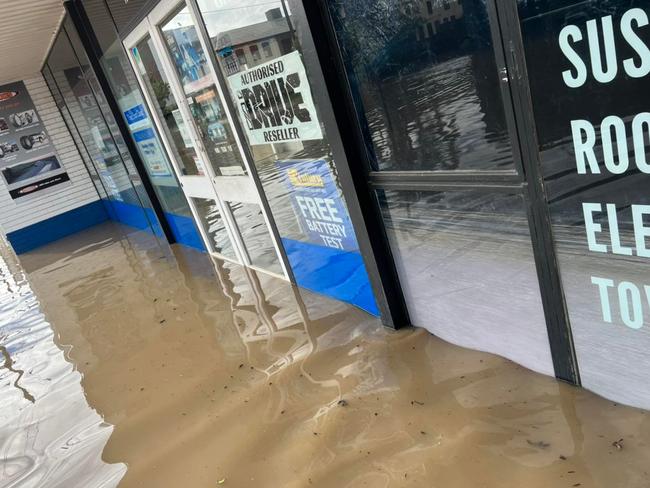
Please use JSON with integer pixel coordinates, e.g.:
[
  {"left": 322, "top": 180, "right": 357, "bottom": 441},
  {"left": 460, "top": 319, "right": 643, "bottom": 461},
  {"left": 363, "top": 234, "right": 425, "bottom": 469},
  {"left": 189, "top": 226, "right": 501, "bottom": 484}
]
[
  {"left": 0, "top": 91, "right": 18, "bottom": 102},
  {"left": 228, "top": 51, "right": 323, "bottom": 146}
]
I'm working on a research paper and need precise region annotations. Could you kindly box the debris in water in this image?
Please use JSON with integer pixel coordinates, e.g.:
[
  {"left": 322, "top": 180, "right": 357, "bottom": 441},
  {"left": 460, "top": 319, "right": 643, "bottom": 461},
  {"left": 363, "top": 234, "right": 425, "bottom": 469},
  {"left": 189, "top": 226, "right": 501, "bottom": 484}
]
[
  {"left": 612, "top": 438, "right": 624, "bottom": 450},
  {"left": 337, "top": 399, "right": 348, "bottom": 407},
  {"left": 217, "top": 478, "right": 226, "bottom": 485},
  {"left": 411, "top": 400, "right": 424, "bottom": 406},
  {"left": 559, "top": 455, "right": 567, "bottom": 460},
  {"left": 526, "top": 439, "right": 550, "bottom": 449}
]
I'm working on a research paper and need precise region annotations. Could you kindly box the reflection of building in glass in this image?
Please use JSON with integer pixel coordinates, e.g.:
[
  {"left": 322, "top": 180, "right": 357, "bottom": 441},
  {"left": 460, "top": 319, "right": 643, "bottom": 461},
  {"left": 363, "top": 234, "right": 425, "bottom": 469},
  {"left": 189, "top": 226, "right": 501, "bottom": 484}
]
[
  {"left": 416, "top": 0, "right": 464, "bottom": 40},
  {"left": 163, "top": 25, "right": 208, "bottom": 83},
  {"left": 211, "top": 8, "right": 293, "bottom": 74}
]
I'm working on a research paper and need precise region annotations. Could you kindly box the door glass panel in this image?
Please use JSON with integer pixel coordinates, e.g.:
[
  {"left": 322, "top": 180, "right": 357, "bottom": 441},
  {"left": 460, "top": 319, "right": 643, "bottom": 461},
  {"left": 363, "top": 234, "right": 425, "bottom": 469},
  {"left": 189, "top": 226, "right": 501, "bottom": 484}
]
[
  {"left": 160, "top": 5, "right": 246, "bottom": 177},
  {"left": 133, "top": 35, "right": 205, "bottom": 176},
  {"left": 378, "top": 189, "right": 553, "bottom": 375},
  {"left": 192, "top": 197, "right": 236, "bottom": 259},
  {"left": 327, "top": 0, "right": 515, "bottom": 172},
  {"left": 228, "top": 202, "right": 282, "bottom": 274},
  {"left": 195, "top": 0, "right": 379, "bottom": 315}
]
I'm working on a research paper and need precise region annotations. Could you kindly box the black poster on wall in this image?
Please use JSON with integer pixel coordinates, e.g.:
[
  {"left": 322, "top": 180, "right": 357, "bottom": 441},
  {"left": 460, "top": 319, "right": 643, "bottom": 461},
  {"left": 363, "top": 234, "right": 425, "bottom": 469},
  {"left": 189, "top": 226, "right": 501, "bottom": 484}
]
[{"left": 0, "top": 81, "right": 70, "bottom": 200}]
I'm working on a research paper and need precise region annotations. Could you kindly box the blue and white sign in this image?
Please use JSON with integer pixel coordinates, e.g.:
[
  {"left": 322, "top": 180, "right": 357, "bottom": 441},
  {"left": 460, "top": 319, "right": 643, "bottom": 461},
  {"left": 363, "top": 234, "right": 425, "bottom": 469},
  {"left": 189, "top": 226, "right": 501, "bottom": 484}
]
[
  {"left": 124, "top": 104, "right": 147, "bottom": 127},
  {"left": 132, "top": 127, "right": 171, "bottom": 177},
  {"left": 277, "top": 159, "right": 357, "bottom": 252}
]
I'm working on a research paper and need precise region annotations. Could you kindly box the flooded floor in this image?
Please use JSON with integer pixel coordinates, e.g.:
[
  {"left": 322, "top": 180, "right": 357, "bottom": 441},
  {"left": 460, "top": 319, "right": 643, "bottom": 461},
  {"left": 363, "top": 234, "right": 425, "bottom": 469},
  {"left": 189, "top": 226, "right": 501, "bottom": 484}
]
[{"left": 1, "top": 222, "right": 649, "bottom": 488}]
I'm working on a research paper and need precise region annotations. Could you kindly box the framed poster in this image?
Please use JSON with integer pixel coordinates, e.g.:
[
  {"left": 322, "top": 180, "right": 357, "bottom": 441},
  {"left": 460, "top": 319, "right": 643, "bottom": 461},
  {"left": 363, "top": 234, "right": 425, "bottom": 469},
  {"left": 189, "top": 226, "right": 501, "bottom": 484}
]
[{"left": 0, "top": 81, "right": 69, "bottom": 200}]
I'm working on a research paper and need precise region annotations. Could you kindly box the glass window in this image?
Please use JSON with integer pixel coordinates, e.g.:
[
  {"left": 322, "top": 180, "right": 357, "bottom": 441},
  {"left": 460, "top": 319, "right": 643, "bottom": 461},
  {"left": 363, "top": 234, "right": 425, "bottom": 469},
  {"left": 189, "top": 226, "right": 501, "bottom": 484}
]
[
  {"left": 133, "top": 35, "right": 204, "bottom": 177},
  {"left": 160, "top": 5, "right": 246, "bottom": 177},
  {"left": 229, "top": 201, "right": 282, "bottom": 274},
  {"left": 196, "top": 0, "right": 378, "bottom": 314},
  {"left": 192, "top": 197, "right": 236, "bottom": 258},
  {"left": 81, "top": 0, "right": 193, "bottom": 220},
  {"left": 328, "top": 0, "right": 515, "bottom": 172},
  {"left": 42, "top": 64, "right": 109, "bottom": 202},
  {"left": 249, "top": 44, "right": 261, "bottom": 61},
  {"left": 64, "top": 19, "right": 158, "bottom": 217},
  {"left": 235, "top": 48, "right": 247, "bottom": 68},
  {"left": 518, "top": 0, "right": 650, "bottom": 409},
  {"left": 378, "top": 189, "right": 553, "bottom": 375},
  {"left": 261, "top": 41, "right": 272, "bottom": 58},
  {"left": 47, "top": 28, "right": 143, "bottom": 210}
]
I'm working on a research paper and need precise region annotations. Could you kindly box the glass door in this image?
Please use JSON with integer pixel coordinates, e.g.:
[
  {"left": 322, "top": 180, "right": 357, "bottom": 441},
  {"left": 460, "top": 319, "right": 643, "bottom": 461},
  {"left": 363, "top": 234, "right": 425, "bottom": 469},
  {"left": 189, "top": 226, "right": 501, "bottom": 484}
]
[
  {"left": 322, "top": 0, "right": 558, "bottom": 376},
  {"left": 124, "top": 0, "right": 287, "bottom": 277}
]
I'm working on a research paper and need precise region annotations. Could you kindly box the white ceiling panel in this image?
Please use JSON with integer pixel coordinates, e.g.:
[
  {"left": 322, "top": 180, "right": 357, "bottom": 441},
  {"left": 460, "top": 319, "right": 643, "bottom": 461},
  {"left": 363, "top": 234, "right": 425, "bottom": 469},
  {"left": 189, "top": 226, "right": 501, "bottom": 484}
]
[{"left": 0, "top": 0, "right": 65, "bottom": 85}]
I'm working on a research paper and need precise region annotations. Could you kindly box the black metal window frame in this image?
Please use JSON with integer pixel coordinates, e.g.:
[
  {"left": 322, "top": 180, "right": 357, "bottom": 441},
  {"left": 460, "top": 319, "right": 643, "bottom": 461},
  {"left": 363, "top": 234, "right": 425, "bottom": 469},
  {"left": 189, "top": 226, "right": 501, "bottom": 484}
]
[{"left": 301, "top": 0, "right": 579, "bottom": 384}]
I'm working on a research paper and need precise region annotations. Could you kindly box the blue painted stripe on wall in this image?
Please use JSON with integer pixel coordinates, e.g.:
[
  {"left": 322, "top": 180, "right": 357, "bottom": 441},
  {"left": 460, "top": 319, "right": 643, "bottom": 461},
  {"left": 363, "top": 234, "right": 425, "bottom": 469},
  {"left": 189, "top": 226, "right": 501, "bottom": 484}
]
[
  {"left": 102, "top": 199, "right": 163, "bottom": 237},
  {"left": 281, "top": 238, "right": 379, "bottom": 316},
  {"left": 102, "top": 199, "right": 205, "bottom": 252},
  {"left": 7, "top": 200, "right": 109, "bottom": 254},
  {"left": 164, "top": 212, "right": 205, "bottom": 251}
]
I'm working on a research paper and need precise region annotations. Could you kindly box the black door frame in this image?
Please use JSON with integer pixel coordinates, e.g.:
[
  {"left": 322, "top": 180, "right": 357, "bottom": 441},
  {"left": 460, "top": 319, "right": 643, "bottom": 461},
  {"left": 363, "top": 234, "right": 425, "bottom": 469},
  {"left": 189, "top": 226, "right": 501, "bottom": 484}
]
[{"left": 303, "top": 0, "right": 580, "bottom": 384}]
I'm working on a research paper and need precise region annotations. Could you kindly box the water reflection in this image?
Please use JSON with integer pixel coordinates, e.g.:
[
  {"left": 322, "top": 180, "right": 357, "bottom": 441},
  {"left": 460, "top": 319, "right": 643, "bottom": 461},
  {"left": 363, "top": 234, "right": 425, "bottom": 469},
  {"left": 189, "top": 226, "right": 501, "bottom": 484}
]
[
  {"left": 3, "top": 223, "right": 650, "bottom": 487},
  {"left": 0, "top": 234, "right": 126, "bottom": 487},
  {"left": 330, "top": 0, "right": 514, "bottom": 171}
]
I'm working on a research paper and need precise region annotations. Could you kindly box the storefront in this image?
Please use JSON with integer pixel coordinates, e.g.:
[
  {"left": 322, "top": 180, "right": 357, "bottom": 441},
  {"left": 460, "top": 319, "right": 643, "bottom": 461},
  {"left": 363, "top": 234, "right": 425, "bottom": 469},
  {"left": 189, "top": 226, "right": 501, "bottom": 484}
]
[{"left": 50, "top": 0, "right": 650, "bottom": 411}]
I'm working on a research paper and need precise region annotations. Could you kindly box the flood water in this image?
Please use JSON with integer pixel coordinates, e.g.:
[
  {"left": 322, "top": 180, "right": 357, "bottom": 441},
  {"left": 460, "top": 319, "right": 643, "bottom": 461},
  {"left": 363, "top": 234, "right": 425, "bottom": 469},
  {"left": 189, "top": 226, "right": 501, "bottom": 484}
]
[{"left": 1, "top": 222, "right": 649, "bottom": 488}]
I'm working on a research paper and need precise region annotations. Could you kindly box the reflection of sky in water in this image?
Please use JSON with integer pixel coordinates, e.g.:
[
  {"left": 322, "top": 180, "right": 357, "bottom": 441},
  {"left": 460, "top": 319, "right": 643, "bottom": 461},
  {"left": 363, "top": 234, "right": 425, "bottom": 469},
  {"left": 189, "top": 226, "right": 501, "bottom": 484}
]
[{"left": 0, "top": 242, "right": 125, "bottom": 488}]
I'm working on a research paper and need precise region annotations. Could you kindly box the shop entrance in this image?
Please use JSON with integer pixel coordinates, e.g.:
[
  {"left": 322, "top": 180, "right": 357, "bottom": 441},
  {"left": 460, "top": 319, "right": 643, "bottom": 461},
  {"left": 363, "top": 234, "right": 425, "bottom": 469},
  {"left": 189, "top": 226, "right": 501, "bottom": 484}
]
[{"left": 124, "top": 0, "right": 288, "bottom": 278}]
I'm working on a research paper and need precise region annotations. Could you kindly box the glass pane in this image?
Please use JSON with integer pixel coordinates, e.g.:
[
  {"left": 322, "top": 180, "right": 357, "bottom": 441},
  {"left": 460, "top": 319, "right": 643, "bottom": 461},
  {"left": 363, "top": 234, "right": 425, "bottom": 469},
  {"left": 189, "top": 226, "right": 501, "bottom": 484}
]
[
  {"left": 133, "top": 35, "right": 205, "bottom": 177},
  {"left": 64, "top": 20, "right": 159, "bottom": 221},
  {"left": 228, "top": 201, "right": 282, "bottom": 274},
  {"left": 519, "top": 0, "right": 650, "bottom": 409},
  {"left": 83, "top": 0, "right": 190, "bottom": 213},
  {"left": 378, "top": 189, "right": 553, "bottom": 375},
  {"left": 191, "top": 197, "right": 236, "bottom": 259},
  {"left": 328, "top": 0, "right": 515, "bottom": 172},
  {"left": 160, "top": 6, "right": 246, "bottom": 177},
  {"left": 196, "top": 0, "right": 379, "bottom": 314},
  {"left": 47, "top": 28, "right": 153, "bottom": 224},
  {"left": 42, "top": 64, "right": 109, "bottom": 201}
]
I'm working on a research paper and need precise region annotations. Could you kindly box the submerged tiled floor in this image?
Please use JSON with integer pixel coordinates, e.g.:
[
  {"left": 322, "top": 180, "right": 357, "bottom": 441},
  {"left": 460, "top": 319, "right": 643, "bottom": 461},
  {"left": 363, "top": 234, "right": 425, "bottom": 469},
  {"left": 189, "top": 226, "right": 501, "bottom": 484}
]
[{"left": 1, "top": 222, "right": 649, "bottom": 487}]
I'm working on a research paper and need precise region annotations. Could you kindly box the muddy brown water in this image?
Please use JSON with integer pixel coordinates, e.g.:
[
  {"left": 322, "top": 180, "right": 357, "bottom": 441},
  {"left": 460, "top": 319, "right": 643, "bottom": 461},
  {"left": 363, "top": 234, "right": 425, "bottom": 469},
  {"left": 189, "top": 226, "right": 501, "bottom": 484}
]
[{"left": 1, "top": 222, "right": 649, "bottom": 488}]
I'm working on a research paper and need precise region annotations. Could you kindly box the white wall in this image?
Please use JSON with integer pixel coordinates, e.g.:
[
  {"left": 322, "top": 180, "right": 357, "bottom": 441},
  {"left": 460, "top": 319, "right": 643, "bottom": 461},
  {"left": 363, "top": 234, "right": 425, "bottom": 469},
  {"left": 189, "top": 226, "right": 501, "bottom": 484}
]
[{"left": 0, "top": 74, "right": 101, "bottom": 234}]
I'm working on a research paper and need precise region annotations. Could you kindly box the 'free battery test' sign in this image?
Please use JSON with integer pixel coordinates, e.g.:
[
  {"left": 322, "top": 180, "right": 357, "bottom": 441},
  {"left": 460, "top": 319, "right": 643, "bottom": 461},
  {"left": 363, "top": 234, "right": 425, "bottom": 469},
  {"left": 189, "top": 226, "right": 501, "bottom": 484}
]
[{"left": 278, "top": 159, "right": 357, "bottom": 251}]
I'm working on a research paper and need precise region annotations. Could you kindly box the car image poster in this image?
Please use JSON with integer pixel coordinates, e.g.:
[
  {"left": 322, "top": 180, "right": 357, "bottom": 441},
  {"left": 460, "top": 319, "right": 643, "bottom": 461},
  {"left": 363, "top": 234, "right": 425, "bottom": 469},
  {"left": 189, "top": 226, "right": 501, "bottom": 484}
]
[{"left": 0, "top": 81, "right": 69, "bottom": 200}]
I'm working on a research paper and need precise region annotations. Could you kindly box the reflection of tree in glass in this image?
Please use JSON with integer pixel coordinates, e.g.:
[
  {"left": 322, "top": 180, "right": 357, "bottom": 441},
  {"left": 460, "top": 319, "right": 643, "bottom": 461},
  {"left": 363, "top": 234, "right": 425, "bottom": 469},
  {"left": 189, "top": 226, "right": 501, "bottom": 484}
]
[{"left": 150, "top": 78, "right": 172, "bottom": 116}]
